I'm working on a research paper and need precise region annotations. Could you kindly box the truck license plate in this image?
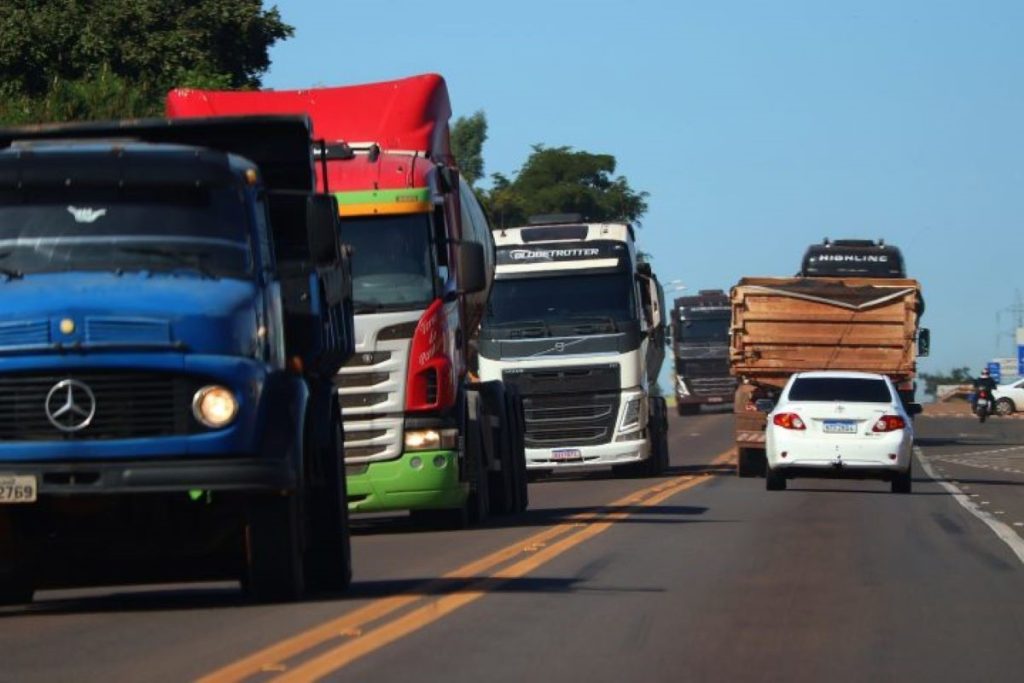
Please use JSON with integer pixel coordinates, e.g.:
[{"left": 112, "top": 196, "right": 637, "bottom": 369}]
[
  {"left": 707, "top": 397, "right": 723, "bottom": 404},
  {"left": 551, "top": 449, "right": 583, "bottom": 462},
  {"left": 0, "top": 475, "right": 37, "bottom": 504},
  {"left": 823, "top": 420, "right": 858, "bottom": 434}
]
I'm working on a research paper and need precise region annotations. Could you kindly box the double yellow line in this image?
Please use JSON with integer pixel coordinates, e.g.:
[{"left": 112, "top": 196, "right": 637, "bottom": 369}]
[{"left": 200, "top": 448, "right": 734, "bottom": 682}]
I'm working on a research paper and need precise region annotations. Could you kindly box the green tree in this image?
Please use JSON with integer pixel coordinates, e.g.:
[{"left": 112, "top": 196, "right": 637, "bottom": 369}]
[
  {"left": 0, "top": 0, "right": 293, "bottom": 123},
  {"left": 451, "top": 110, "right": 487, "bottom": 186},
  {"left": 484, "top": 145, "right": 648, "bottom": 228}
]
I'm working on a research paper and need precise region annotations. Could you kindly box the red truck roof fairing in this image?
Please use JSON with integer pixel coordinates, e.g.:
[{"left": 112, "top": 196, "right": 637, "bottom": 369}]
[{"left": 166, "top": 74, "right": 452, "bottom": 161}]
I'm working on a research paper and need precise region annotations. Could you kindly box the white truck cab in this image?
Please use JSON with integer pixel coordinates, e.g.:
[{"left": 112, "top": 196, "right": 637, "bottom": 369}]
[{"left": 477, "top": 218, "right": 669, "bottom": 476}]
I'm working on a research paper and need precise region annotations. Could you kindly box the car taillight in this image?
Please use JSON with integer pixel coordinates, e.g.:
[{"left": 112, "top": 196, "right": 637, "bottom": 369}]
[
  {"left": 872, "top": 415, "right": 906, "bottom": 432},
  {"left": 773, "top": 413, "right": 805, "bottom": 430},
  {"left": 406, "top": 298, "right": 454, "bottom": 413}
]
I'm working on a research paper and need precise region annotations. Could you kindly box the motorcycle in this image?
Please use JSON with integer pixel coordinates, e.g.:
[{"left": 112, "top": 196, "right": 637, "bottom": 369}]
[{"left": 975, "top": 388, "right": 993, "bottom": 423}]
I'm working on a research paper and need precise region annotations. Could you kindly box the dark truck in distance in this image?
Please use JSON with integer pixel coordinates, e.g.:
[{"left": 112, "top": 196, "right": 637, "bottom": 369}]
[
  {"left": 799, "top": 238, "right": 906, "bottom": 278},
  {"left": 670, "top": 289, "right": 737, "bottom": 415},
  {"left": 0, "top": 116, "right": 355, "bottom": 603}
]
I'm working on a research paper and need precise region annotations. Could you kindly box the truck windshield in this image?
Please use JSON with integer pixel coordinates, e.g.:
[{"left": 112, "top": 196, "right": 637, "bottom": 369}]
[
  {"left": 677, "top": 315, "right": 730, "bottom": 342},
  {"left": 487, "top": 272, "right": 636, "bottom": 327},
  {"left": 0, "top": 186, "right": 251, "bottom": 278},
  {"left": 342, "top": 214, "right": 436, "bottom": 311}
]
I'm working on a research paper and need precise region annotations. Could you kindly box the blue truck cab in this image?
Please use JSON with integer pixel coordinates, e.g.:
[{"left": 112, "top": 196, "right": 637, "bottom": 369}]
[{"left": 0, "top": 116, "right": 355, "bottom": 603}]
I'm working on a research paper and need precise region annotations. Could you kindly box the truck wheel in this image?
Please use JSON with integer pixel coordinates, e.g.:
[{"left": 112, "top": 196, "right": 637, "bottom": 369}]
[
  {"left": 765, "top": 468, "right": 786, "bottom": 491},
  {"left": 737, "top": 448, "right": 765, "bottom": 478},
  {"left": 507, "top": 388, "right": 529, "bottom": 513},
  {"left": 0, "top": 515, "right": 34, "bottom": 606},
  {"left": 995, "top": 398, "right": 1015, "bottom": 417},
  {"left": 304, "top": 419, "right": 352, "bottom": 593},
  {"left": 647, "top": 399, "right": 669, "bottom": 476},
  {"left": 246, "top": 493, "right": 305, "bottom": 603},
  {"left": 484, "top": 383, "right": 516, "bottom": 516}
]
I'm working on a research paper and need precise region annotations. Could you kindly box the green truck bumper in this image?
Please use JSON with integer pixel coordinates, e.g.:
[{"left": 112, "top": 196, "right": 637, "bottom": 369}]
[{"left": 346, "top": 450, "right": 466, "bottom": 513}]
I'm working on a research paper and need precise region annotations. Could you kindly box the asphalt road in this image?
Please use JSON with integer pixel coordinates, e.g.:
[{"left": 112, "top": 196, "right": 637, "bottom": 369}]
[{"left": 1, "top": 411, "right": 1023, "bottom": 682}]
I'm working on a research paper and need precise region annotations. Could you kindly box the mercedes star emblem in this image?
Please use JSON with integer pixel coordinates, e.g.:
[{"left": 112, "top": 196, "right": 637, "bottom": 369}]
[{"left": 45, "top": 379, "right": 97, "bottom": 432}]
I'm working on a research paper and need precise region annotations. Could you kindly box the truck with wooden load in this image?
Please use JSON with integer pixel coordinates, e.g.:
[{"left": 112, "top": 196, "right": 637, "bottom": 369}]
[
  {"left": 670, "top": 289, "right": 737, "bottom": 415},
  {"left": 730, "top": 272, "right": 928, "bottom": 477},
  {"left": 0, "top": 116, "right": 355, "bottom": 603},
  {"left": 167, "top": 74, "right": 528, "bottom": 526}
]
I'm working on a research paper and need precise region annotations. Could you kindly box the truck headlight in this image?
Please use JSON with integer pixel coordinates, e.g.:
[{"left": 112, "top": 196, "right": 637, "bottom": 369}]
[
  {"left": 192, "top": 385, "right": 238, "bottom": 428},
  {"left": 404, "top": 428, "right": 458, "bottom": 452},
  {"left": 620, "top": 398, "right": 643, "bottom": 429}
]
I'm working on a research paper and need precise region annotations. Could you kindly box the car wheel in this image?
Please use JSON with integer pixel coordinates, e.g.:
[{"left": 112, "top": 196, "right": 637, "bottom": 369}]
[
  {"left": 766, "top": 468, "right": 786, "bottom": 491},
  {"left": 891, "top": 466, "right": 912, "bottom": 494},
  {"left": 995, "top": 398, "right": 1015, "bottom": 417}
]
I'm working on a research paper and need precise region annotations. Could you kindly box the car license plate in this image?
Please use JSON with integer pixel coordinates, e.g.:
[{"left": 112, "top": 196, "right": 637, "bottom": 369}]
[
  {"left": 823, "top": 420, "right": 858, "bottom": 434},
  {"left": 551, "top": 448, "right": 583, "bottom": 462},
  {"left": 0, "top": 474, "right": 37, "bottom": 504}
]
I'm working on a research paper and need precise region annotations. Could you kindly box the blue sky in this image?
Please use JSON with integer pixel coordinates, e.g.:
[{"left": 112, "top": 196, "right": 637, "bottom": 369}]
[{"left": 265, "top": 0, "right": 1024, "bottom": 380}]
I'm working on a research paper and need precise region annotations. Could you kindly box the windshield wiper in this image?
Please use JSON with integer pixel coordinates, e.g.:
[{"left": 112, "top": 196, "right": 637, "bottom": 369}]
[
  {"left": 565, "top": 315, "right": 619, "bottom": 332},
  {"left": 116, "top": 246, "right": 219, "bottom": 280},
  {"left": 0, "top": 251, "right": 23, "bottom": 280},
  {"left": 0, "top": 266, "right": 23, "bottom": 281}
]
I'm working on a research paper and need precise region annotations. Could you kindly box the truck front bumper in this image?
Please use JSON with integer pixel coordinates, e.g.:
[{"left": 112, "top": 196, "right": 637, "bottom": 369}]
[
  {"left": 526, "top": 436, "right": 650, "bottom": 470},
  {"left": 0, "top": 457, "right": 297, "bottom": 496},
  {"left": 346, "top": 449, "right": 466, "bottom": 513}
]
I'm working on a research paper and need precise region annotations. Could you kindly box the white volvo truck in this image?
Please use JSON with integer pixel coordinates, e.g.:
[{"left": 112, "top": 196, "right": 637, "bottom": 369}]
[{"left": 477, "top": 218, "right": 669, "bottom": 477}]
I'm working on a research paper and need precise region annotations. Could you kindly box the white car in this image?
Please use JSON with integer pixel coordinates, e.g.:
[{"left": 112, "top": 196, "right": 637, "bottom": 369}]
[
  {"left": 994, "top": 377, "right": 1024, "bottom": 416},
  {"left": 764, "top": 371, "right": 917, "bottom": 493}
]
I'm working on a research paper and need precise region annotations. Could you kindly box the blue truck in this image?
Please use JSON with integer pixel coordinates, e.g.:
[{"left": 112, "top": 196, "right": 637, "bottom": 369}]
[{"left": 0, "top": 116, "right": 355, "bottom": 603}]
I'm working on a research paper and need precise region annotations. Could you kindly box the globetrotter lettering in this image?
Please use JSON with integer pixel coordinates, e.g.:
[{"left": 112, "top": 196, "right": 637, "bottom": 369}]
[
  {"left": 814, "top": 254, "right": 889, "bottom": 263},
  {"left": 508, "top": 248, "right": 601, "bottom": 261}
]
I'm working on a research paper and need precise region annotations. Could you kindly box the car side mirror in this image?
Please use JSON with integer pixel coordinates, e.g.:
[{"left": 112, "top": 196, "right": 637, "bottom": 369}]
[
  {"left": 755, "top": 398, "right": 775, "bottom": 413},
  {"left": 917, "top": 328, "right": 931, "bottom": 357},
  {"left": 306, "top": 194, "right": 340, "bottom": 268},
  {"left": 456, "top": 242, "right": 486, "bottom": 294}
]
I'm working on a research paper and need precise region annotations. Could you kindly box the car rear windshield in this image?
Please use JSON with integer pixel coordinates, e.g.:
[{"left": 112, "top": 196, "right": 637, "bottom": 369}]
[{"left": 788, "top": 377, "right": 893, "bottom": 403}]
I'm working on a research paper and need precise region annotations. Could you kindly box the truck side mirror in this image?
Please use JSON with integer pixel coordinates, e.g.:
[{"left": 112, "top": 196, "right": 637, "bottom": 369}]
[
  {"left": 456, "top": 242, "right": 486, "bottom": 294},
  {"left": 306, "top": 194, "right": 339, "bottom": 268},
  {"left": 917, "top": 328, "right": 930, "bottom": 357}
]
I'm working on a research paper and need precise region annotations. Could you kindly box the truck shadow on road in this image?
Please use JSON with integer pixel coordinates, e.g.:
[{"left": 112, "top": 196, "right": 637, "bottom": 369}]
[{"left": 3, "top": 571, "right": 671, "bottom": 618}]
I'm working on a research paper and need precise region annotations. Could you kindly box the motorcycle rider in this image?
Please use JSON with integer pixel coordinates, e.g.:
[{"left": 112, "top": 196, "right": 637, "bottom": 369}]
[{"left": 972, "top": 368, "right": 998, "bottom": 414}]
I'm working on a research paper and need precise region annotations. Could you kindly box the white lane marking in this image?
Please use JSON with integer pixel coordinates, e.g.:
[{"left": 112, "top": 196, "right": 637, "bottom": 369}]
[{"left": 916, "top": 447, "right": 1024, "bottom": 567}]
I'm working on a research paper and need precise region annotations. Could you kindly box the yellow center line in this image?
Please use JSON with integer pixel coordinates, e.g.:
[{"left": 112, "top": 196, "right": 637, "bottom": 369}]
[
  {"left": 199, "top": 449, "right": 734, "bottom": 683},
  {"left": 266, "top": 449, "right": 734, "bottom": 683}
]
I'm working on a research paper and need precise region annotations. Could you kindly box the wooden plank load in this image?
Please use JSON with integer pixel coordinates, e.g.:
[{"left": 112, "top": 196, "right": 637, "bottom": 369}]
[
  {"left": 731, "top": 276, "right": 923, "bottom": 389},
  {"left": 729, "top": 276, "right": 925, "bottom": 477}
]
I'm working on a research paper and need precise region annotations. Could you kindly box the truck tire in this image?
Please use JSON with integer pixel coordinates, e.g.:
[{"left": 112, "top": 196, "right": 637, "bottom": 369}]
[
  {"left": 0, "top": 513, "right": 34, "bottom": 606},
  {"left": 506, "top": 386, "right": 529, "bottom": 513},
  {"left": 481, "top": 382, "right": 516, "bottom": 516},
  {"left": 736, "top": 448, "right": 765, "bottom": 478},
  {"left": 648, "top": 398, "right": 670, "bottom": 475},
  {"left": 246, "top": 492, "right": 305, "bottom": 603},
  {"left": 304, "top": 415, "right": 352, "bottom": 594}
]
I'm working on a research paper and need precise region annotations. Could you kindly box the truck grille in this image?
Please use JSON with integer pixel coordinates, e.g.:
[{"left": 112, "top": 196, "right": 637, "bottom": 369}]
[
  {"left": 519, "top": 392, "right": 620, "bottom": 448},
  {"left": 502, "top": 363, "right": 619, "bottom": 396},
  {"left": 0, "top": 371, "right": 193, "bottom": 441}
]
